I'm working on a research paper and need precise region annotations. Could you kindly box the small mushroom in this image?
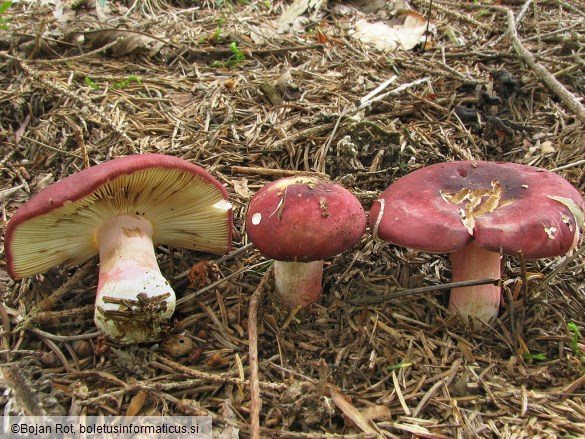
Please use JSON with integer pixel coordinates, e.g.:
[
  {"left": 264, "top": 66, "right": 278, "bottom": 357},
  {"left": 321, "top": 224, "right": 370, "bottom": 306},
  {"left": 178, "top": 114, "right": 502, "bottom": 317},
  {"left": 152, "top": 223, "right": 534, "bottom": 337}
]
[
  {"left": 370, "top": 160, "right": 584, "bottom": 323},
  {"left": 246, "top": 177, "right": 366, "bottom": 310},
  {"left": 6, "top": 154, "right": 232, "bottom": 343}
]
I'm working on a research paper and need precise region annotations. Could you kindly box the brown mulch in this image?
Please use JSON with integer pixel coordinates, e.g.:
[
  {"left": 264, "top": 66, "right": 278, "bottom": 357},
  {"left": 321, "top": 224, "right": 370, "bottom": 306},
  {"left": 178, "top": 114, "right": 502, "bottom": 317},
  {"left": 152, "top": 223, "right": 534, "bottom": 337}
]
[{"left": 1, "top": 0, "right": 584, "bottom": 437}]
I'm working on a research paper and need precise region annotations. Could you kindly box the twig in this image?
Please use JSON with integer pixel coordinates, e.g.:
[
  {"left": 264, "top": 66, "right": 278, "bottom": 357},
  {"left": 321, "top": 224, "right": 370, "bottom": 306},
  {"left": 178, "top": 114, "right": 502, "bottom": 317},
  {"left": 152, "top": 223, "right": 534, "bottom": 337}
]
[
  {"left": 30, "top": 38, "right": 122, "bottom": 64},
  {"left": 562, "top": 373, "right": 585, "bottom": 396},
  {"left": 27, "top": 327, "right": 101, "bottom": 342},
  {"left": 269, "top": 122, "right": 335, "bottom": 151},
  {"left": 0, "top": 184, "right": 25, "bottom": 202},
  {"left": 497, "top": 3, "right": 585, "bottom": 124},
  {"left": 38, "top": 336, "right": 74, "bottom": 372},
  {"left": 316, "top": 108, "right": 351, "bottom": 174},
  {"left": 492, "top": 0, "right": 533, "bottom": 46},
  {"left": 412, "top": 358, "right": 462, "bottom": 417},
  {"left": 357, "top": 76, "right": 398, "bottom": 108},
  {"left": 30, "top": 262, "right": 95, "bottom": 314},
  {"left": 0, "top": 366, "right": 45, "bottom": 415},
  {"left": 365, "top": 77, "right": 431, "bottom": 106},
  {"left": 17, "top": 135, "right": 84, "bottom": 159},
  {"left": 530, "top": 244, "right": 585, "bottom": 297},
  {"left": 174, "top": 243, "right": 255, "bottom": 281},
  {"left": 248, "top": 267, "right": 272, "bottom": 439},
  {"left": 0, "top": 302, "right": 13, "bottom": 359},
  {"left": 153, "top": 353, "right": 287, "bottom": 391},
  {"left": 182, "top": 44, "right": 323, "bottom": 58},
  {"left": 550, "top": 159, "right": 585, "bottom": 172},
  {"left": 175, "top": 260, "right": 271, "bottom": 305},
  {"left": 31, "top": 305, "right": 94, "bottom": 324},
  {"left": 231, "top": 166, "right": 329, "bottom": 179},
  {"left": 316, "top": 75, "right": 430, "bottom": 172},
  {"left": 214, "top": 242, "right": 255, "bottom": 265},
  {"left": 348, "top": 278, "right": 500, "bottom": 304},
  {"left": 329, "top": 388, "right": 381, "bottom": 436},
  {"left": 419, "top": 0, "right": 585, "bottom": 124}
]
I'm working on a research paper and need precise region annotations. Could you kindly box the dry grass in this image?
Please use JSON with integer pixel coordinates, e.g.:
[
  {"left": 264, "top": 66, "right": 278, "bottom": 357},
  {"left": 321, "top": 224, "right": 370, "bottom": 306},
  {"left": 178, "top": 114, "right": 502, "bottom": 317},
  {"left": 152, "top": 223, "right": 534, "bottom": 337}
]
[{"left": 1, "top": 0, "right": 584, "bottom": 437}]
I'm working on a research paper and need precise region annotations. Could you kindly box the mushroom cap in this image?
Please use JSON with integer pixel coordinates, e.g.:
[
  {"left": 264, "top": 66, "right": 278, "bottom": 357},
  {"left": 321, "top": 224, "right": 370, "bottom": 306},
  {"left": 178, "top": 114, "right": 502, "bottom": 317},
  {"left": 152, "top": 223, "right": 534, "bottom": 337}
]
[
  {"left": 369, "top": 160, "right": 584, "bottom": 258},
  {"left": 6, "top": 154, "right": 233, "bottom": 279},
  {"left": 245, "top": 177, "right": 366, "bottom": 262}
]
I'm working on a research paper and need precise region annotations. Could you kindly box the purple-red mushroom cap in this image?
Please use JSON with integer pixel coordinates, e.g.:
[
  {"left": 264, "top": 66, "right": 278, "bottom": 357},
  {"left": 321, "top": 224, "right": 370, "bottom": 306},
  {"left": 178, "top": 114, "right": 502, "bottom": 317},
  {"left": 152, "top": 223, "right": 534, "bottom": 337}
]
[
  {"left": 370, "top": 161, "right": 584, "bottom": 258},
  {"left": 6, "top": 154, "right": 233, "bottom": 279},
  {"left": 245, "top": 176, "right": 366, "bottom": 310},
  {"left": 369, "top": 160, "right": 584, "bottom": 324},
  {"left": 245, "top": 176, "right": 367, "bottom": 262}
]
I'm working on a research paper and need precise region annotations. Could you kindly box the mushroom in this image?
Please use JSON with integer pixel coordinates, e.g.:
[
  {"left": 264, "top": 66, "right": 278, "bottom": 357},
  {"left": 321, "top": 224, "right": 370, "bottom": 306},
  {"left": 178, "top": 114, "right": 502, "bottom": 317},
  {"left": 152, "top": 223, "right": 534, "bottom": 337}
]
[
  {"left": 369, "top": 160, "right": 584, "bottom": 323},
  {"left": 6, "top": 154, "right": 232, "bottom": 343},
  {"left": 245, "top": 176, "right": 366, "bottom": 310}
]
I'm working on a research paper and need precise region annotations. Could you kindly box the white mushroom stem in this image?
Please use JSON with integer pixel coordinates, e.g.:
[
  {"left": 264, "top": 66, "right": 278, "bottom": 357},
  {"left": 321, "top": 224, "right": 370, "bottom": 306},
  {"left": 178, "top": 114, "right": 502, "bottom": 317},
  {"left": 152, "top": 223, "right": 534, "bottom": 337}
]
[
  {"left": 94, "top": 214, "right": 175, "bottom": 343},
  {"left": 273, "top": 260, "right": 324, "bottom": 310},
  {"left": 449, "top": 241, "right": 502, "bottom": 324}
]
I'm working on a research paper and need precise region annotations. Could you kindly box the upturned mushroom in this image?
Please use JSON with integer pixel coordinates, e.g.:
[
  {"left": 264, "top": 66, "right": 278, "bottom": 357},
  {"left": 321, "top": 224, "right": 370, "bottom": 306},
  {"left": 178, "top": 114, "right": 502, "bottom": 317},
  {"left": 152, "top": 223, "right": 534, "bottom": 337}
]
[
  {"left": 245, "top": 176, "right": 366, "bottom": 310},
  {"left": 370, "top": 160, "right": 584, "bottom": 323},
  {"left": 6, "top": 154, "right": 232, "bottom": 343}
]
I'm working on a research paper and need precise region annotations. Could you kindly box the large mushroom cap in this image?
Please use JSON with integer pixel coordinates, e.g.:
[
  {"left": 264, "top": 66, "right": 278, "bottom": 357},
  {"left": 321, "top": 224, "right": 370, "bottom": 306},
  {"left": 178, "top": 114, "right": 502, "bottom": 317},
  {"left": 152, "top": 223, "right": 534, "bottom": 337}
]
[
  {"left": 6, "top": 154, "right": 232, "bottom": 279},
  {"left": 370, "top": 160, "right": 584, "bottom": 258},
  {"left": 246, "top": 177, "right": 366, "bottom": 262}
]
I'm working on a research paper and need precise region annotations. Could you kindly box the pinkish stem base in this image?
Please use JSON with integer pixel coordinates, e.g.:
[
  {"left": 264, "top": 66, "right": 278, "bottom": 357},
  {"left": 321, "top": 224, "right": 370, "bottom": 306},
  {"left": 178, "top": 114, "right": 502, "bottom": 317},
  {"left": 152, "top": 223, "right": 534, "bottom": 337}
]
[
  {"left": 95, "top": 214, "right": 176, "bottom": 343},
  {"left": 273, "top": 260, "right": 324, "bottom": 310},
  {"left": 449, "top": 241, "right": 502, "bottom": 324}
]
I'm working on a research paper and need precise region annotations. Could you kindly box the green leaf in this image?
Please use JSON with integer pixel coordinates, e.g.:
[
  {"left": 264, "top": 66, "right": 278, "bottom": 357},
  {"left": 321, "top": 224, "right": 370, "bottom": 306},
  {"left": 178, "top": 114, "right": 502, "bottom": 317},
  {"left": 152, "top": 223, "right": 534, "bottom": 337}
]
[
  {"left": 0, "top": 0, "right": 12, "bottom": 15},
  {"left": 230, "top": 42, "right": 244, "bottom": 60},
  {"left": 0, "top": 0, "right": 12, "bottom": 29},
  {"left": 386, "top": 362, "right": 413, "bottom": 371},
  {"left": 84, "top": 77, "right": 100, "bottom": 90},
  {"left": 112, "top": 75, "right": 142, "bottom": 89},
  {"left": 568, "top": 322, "right": 583, "bottom": 358},
  {"left": 523, "top": 352, "right": 546, "bottom": 362}
]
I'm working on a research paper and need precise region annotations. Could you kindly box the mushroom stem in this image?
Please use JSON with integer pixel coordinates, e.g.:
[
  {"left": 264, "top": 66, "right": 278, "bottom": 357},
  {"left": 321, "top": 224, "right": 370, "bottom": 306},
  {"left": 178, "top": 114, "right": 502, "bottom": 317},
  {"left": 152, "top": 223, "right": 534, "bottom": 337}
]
[
  {"left": 273, "top": 260, "right": 324, "bottom": 310},
  {"left": 449, "top": 241, "right": 502, "bottom": 323},
  {"left": 95, "top": 214, "right": 175, "bottom": 343}
]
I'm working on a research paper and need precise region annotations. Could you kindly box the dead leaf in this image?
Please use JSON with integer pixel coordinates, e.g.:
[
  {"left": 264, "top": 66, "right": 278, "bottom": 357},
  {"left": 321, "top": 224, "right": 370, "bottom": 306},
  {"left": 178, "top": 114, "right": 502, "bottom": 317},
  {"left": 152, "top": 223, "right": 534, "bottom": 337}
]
[
  {"left": 207, "top": 351, "right": 230, "bottom": 367},
  {"left": 215, "top": 426, "right": 240, "bottom": 439},
  {"left": 188, "top": 261, "right": 212, "bottom": 289},
  {"left": 14, "top": 113, "right": 31, "bottom": 146},
  {"left": 168, "top": 92, "right": 194, "bottom": 107},
  {"left": 66, "top": 30, "right": 163, "bottom": 57},
  {"left": 329, "top": 388, "right": 380, "bottom": 435},
  {"left": 351, "top": 11, "right": 429, "bottom": 51},
  {"left": 277, "top": 0, "right": 327, "bottom": 26},
  {"left": 248, "top": 24, "right": 276, "bottom": 45},
  {"left": 276, "top": 70, "right": 292, "bottom": 92},
  {"left": 358, "top": 404, "right": 392, "bottom": 422},
  {"left": 125, "top": 390, "right": 148, "bottom": 416},
  {"left": 95, "top": 0, "right": 113, "bottom": 22},
  {"left": 31, "top": 173, "right": 55, "bottom": 193},
  {"left": 232, "top": 178, "right": 253, "bottom": 199},
  {"left": 223, "top": 78, "right": 239, "bottom": 90},
  {"left": 160, "top": 334, "right": 194, "bottom": 358},
  {"left": 540, "top": 140, "right": 555, "bottom": 154}
]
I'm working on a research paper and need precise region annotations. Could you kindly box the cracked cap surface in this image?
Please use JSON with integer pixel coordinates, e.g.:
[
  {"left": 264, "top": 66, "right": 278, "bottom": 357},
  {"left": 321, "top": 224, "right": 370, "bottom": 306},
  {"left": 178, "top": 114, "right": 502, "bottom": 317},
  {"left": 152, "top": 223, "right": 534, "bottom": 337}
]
[{"left": 369, "top": 160, "right": 584, "bottom": 258}]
